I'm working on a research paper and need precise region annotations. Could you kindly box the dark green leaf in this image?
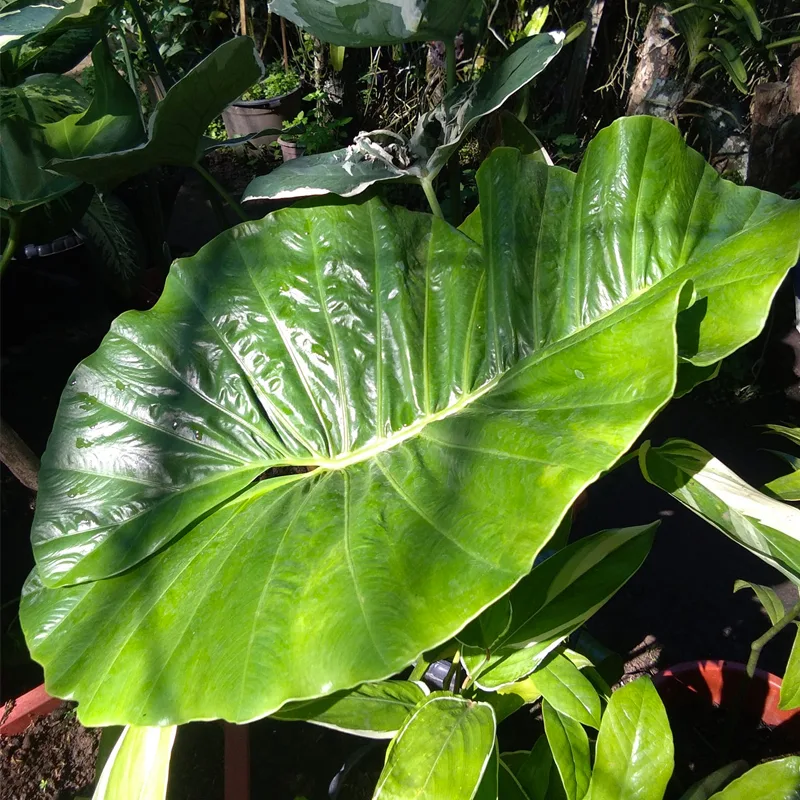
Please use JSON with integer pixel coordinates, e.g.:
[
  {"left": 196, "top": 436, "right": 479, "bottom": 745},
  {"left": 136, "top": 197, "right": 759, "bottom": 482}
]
[
  {"left": 708, "top": 757, "right": 800, "bottom": 799},
  {"left": 640, "top": 439, "right": 800, "bottom": 584},
  {"left": 79, "top": 193, "right": 146, "bottom": 297},
  {"left": 49, "top": 37, "right": 264, "bottom": 189},
  {"left": 269, "top": 0, "right": 482, "bottom": 46},
  {"left": 0, "top": 73, "right": 88, "bottom": 124},
  {"left": 506, "top": 737, "right": 565, "bottom": 800},
  {"left": 458, "top": 597, "right": 512, "bottom": 651},
  {"left": 499, "top": 758, "right": 530, "bottom": 800},
  {"left": 588, "top": 677, "right": 673, "bottom": 800},
  {"left": 272, "top": 680, "right": 427, "bottom": 738},
  {"left": 542, "top": 702, "right": 590, "bottom": 800},
  {"left": 371, "top": 695, "right": 496, "bottom": 800}
]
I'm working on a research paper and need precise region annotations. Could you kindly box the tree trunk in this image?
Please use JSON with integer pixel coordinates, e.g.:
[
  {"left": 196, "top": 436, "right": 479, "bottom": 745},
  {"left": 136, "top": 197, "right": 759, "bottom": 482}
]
[
  {"left": 626, "top": 4, "right": 685, "bottom": 118},
  {"left": 564, "top": 0, "right": 606, "bottom": 127}
]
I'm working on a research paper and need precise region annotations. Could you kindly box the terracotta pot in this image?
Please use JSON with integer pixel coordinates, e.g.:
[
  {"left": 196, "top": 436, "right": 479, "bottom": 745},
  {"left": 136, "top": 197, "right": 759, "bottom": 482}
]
[
  {"left": 277, "top": 137, "right": 306, "bottom": 162},
  {"left": 222, "top": 88, "right": 301, "bottom": 147},
  {"left": 0, "top": 684, "right": 62, "bottom": 736},
  {"left": 653, "top": 659, "right": 800, "bottom": 727}
]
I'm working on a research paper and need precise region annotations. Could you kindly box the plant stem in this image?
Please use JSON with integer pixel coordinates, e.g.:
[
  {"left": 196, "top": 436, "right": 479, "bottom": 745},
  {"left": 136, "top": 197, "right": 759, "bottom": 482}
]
[
  {"left": 0, "top": 215, "right": 20, "bottom": 277},
  {"left": 0, "top": 416, "right": 40, "bottom": 491},
  {"left": 117, "top": 30, "right": 145, "bottom": 129},
  {"left": 747, "top": 598, "right": 800, "bottom": 678},
  {"left": 194, "top": 163, "right": 249, "bottom": 224},
  {"left": 445, "top": 39, "right": 461, "bottom": 226},
  {"left": 126, "top": 0, "right": 172, "bottom": 90},
  {"left": 442, "top": 650, "right": 461, "bottom": 693},
  {"left": 421, "top": 178, "right": 444, "bottom": 219}
]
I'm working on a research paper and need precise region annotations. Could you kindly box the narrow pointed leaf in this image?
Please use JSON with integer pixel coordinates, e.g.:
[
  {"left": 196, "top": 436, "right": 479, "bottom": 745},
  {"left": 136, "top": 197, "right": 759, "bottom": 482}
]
[
  {"left": 708, "top": 757, "right": 800, "bottom": 799},
  {"left": 678, "top": 761, "right": 748, "bottom": 800},
  {"left": 779, "top": 626, "right": 800, "bottom": 711},
  {"left": 588, "top": 677, "right": 673, "bottom": 800},
  {"left": 733, "top": 580, "right": 784, "bottom": 626},
  {"left": 269, "top": 0, "right": 483, "bottom": 46},
  {"left": 463, "top": 525, "right": 657, "bottom": 689},
  {"left": 372, "top": 695, "right": 496, "bottom": 800},
  {"left": 766, "top": 425, "right": 800, "bottom": 447},
  {"left": 542, "top": 702, "right": 590, "bottom": 800},
  {"left": 640, "top": 439, "right": 800, "bottom": 583},
  {"left": 530, "top": 654, "right": 601, "bottom": 728},
  {"left": 49, "top": 37, "right": 264, "bottom": 189},
  {"left": 418, "top": 33, "right": 563, "bottom": 178},
  {"left": 92, "top": 725, "right": 176, "bottom": 800},
  {"left": 20, "top": 117, "right": 800, "bottom": 728},
  {"left": 272, "top": 680, "right": 428, "bottom": 738}
]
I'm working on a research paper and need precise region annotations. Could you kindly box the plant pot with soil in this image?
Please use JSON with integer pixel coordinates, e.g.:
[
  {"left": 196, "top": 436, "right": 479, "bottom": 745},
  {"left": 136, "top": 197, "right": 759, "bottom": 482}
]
[
  {"left": 221, "top": 63, "right": 302, "bottom": 147},
  {"left": 277, "top": 136, "right": 306, "bottom": 161}
]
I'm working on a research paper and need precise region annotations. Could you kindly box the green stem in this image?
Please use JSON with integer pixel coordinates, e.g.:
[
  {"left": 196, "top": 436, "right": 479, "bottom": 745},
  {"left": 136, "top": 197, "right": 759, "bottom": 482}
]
[
  {"left": 126, "top": 0, "right": 172, "bottom": 90},
  {"left": 421, "top": 178, "right": 444, "bottom": 219},
  {"left": 442, "top": 650, "right": 461, "bottom": 694},
  {"left": 0, "top": 215, "right": 21, "bottom": 277},
  {"left": 194, "top": 163, "right": 249, "bottom": 224},
  {"left": 445, "top": 39, "right": 461, "bottom": 226},
  {"left": 746, "top": 598, "right": 800, "bottom": 679},
  {"left": 116, "top": 30, "right": 145, "bottom": 129}
]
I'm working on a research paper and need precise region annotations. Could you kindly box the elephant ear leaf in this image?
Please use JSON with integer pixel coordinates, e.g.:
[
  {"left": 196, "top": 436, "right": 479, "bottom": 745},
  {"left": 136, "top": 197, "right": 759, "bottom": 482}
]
[
  {"left": 48, "top": 36, "right": 264, "bottom": 189},
  {"left": 20, "top": 116, "right": 800, "bottom": 728},
  {"left": 372, "top": 695, "right": 496, "bottom": 800},
  {"left": 640, "top": 438, "right": 800, "bottom": 583},
  {"left": 42, "top": 40, "right": 144, "bottom": 162},
  {"left": 269, "top": 0, "right": 483, "bottom": 46}
]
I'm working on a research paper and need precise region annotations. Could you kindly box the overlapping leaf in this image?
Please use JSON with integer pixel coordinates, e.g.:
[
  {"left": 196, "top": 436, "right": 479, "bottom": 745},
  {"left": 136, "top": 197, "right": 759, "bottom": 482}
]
[
  {"left": 640, "top": 439, "right": 800, "bottom": 584},
  {"left": 20, "top": 117, "right": 800, "bottom": 727},
  {"left": 269, "top": 0, "right": 482, "bottom": 46},
  {"left": 708, "top": 757, "right": 800, "bottom": 799},
  {"left": 242, "top": 33, "right": 563, "bottom": 203},
  {"left": 48, "top": 36, "right": 264, "bottom": 189}
]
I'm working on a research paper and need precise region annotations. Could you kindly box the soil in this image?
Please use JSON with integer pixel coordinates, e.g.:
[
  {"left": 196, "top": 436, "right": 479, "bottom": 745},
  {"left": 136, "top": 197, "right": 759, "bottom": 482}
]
[{"left": 0, "top": 704, "right": 99, "bottom": 800}]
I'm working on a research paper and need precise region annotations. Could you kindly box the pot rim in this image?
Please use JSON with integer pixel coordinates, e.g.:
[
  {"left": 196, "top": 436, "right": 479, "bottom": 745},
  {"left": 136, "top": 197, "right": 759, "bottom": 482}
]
[{"left": 230, "top": 86, "right": 302, "bottom": 110}]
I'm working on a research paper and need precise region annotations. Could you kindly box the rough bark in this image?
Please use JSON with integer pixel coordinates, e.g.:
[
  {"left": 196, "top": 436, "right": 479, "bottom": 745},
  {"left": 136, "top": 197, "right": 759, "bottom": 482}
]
[
  {"left": 747, "top": 57, "right": 800, "bottom": 195},
  {"left": 564, "top": 0, "right": 606, "bottom": 127},
  {"left": 626, "top": 4, "right": 685, "bottom": 118}
]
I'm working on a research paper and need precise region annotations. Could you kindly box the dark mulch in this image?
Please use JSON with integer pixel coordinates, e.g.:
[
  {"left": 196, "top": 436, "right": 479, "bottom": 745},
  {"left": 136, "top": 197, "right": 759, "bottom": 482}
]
[{"left": 0, "top": 704, "right": 99, "bottom": 800}]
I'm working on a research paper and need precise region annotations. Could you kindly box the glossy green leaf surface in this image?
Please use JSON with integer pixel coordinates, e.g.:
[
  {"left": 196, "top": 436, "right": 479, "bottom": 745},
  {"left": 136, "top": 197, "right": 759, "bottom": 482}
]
[
  {"left": 42, "top": 41, "right": 144, "bottom": 162},
  {"left": 20, "top": 117, "right": 800, "bottom": 728},
  {"left": 542, "top": 702, "right": 590, "bottom": 800},
  {"left": 587, "top": 677, "right": 673, "bottom": 800},
  {"left": 0, "top": 0, "right": 114, "bottom": 54},
  {"left": 708, "top": 757, "right": 800, "bottom": 800},
  {"left": 678, "top": 761, "right": 748, "bottom": 800},
  {"left": 530, "top": 654, "right": 601, "bottom": 728},
  {"left": 92, "top": 725, "right": 176, "bottom": 800},
  {"left": 462, "top": 525, "right": 657, "bottom": 689},
  {"left": 763, "top": 426, "right": 800, "bottom": 503},
  {"left": 0, "top": 73, "right": 88, "bottom": 124},
  {"left": 372, "top": 695, "right": 496, "bottom": 800},
  {"left": 733, "top": 580, "right": 784, "bottom": 626},
  {"left": 273, "top": 680, "right": 427, "bottom": 738},
  {"left": 640, "top": 439, "right": 800, "bottom": 584},
  {"left": 49, "top": 37, "right": 264, "bottom": 189},
  {"left": 779, "top": 626, "right": 800, "bottom": 711},
  {"left": 243, "top": 33, "right": 562, "bottom": 203},
  {"left": 269, "top": 0, "right": 482, "bottom": 46}
]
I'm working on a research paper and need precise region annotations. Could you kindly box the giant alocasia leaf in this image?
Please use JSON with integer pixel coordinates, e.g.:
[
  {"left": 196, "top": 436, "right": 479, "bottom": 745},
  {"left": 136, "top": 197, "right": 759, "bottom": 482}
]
[
  {"left": 640, "top": 439, "right": 800, "bottom": 583},
  {"left": 20, "top": 117, "right": 800, "bottom": 727},
  {"left": 48, "top": 36, "right": 264, "bottom": 189},
  {"left": 243, "top": 32, "right": 562, "bottom": 203},
  {"left": 269, "top": 0, "right": 483, "bottom": 46}
]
